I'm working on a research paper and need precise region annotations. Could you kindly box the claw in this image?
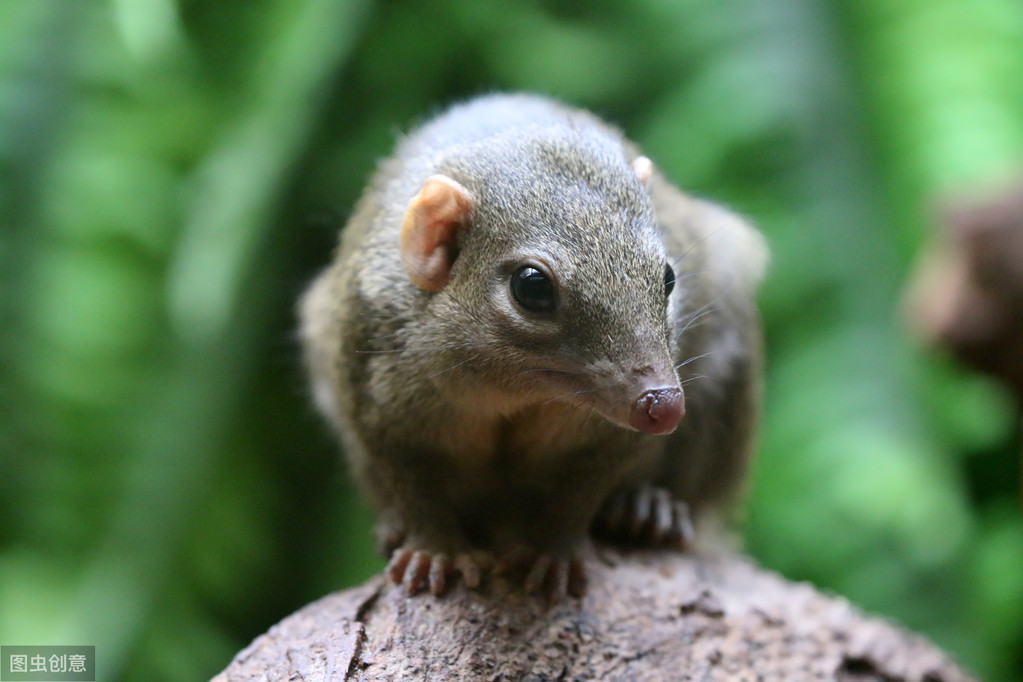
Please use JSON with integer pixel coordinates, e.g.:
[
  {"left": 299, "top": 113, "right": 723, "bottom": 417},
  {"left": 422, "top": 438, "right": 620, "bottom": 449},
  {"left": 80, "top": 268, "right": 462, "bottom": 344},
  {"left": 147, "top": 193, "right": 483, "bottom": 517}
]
[
  {"left": 630, "top": 488, "right": 650, "bottom": 537},
  {"left": 495, "top": 544, "right": 536, "bottom": 576},
  {"left": 524, "top": 554, "right": 553, "bottom": 594},
  {"left": 651, "top": 488, "right": 673, "bottom": 543},
  {"left": 670, "top": 500, "right": 694, "bottom": 548},
  {"left": 594, "top": 486, "right": 694, "bottom": 550},
  {"left": 405, "top": 551, "right": 431, "bottom": 595},
  {"left": 498, "top": 547, "right": 587, "bottom": 602},
  {"left": 428, "top": 553, "right": 449, "bottom": 596},
  {"left": 454, "top": 553, "right": 482, "bottom": 589},
  {"left": 567, "top": 557, "right": 587, "bottom": 598},
  {"left": 387, "top": 548, "right": 414, "bottom": 585},
  {"left": 387, "top": 547, "right": 490, "bottom": 596},
  {"left": 547, "top": 558, "right": 569, "bottom": 605}
]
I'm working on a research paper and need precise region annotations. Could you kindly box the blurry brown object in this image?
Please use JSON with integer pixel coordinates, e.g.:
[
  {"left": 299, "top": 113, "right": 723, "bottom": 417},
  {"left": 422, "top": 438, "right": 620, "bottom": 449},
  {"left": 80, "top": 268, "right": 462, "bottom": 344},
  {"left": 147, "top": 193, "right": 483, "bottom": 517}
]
[
  {"left": 906, "top": 176, "right": 1023, "bottom": 498},
  {"left": 909, "top": 179, "right": 1023, "bottom": 395}
]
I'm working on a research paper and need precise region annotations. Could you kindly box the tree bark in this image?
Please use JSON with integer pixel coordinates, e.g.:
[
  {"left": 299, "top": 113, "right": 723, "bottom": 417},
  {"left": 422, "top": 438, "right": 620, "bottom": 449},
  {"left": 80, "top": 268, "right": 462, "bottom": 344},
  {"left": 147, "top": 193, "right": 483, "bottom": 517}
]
[{"left": 212, "top": 550, "right": 975, "bottom": 681}]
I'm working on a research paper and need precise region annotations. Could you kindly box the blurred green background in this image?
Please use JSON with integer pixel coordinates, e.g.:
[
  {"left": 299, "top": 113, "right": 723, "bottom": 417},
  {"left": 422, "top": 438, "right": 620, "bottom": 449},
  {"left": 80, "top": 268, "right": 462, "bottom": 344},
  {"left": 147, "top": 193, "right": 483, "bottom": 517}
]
[{"left": 2, "top": 0, "right": 1021, "bottom": 680}]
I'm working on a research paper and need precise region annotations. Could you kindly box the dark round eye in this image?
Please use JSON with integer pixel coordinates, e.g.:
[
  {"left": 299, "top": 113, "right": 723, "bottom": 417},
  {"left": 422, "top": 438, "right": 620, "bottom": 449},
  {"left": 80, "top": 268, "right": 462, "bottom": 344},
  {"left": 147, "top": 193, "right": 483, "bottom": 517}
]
[
  {"left": 511, "top": 265, "right": 556, "bottom": 312},
  {"left": 664, "top": 263, "right": 676, "bottom": 298}
]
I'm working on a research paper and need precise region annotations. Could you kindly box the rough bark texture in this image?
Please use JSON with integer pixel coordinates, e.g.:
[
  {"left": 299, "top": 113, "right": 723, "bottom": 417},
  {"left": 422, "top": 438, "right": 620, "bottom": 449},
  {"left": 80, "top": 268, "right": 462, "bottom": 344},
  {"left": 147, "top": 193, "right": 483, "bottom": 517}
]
[{"left": 212, "top": 550, "right": 975, "bottom": 681}]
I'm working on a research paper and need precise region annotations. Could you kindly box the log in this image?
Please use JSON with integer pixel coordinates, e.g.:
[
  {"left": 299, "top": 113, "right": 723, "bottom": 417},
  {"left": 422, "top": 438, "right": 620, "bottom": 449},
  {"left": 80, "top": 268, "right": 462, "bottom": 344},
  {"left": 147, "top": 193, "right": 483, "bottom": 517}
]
[{"left": 212, "top": 549, "right": 975, "bottom": 681}]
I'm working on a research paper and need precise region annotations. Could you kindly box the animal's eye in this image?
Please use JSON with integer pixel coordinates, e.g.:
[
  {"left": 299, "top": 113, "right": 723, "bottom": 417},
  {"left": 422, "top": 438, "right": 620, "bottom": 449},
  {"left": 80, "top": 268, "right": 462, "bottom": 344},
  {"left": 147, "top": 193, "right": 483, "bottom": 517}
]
[
  {"left": 511, "top": 265, "right": 556, "bottom": 313},
  {"left": 664, "top": 263, "right": 676, "bottom": 298}
]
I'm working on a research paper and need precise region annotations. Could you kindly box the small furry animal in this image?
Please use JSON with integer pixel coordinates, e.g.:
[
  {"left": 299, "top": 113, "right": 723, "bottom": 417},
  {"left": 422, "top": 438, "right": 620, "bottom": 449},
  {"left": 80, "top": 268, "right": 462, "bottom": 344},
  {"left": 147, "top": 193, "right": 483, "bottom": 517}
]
[{"left": 300, "top": 93, "right": 766, "bottom": 598}]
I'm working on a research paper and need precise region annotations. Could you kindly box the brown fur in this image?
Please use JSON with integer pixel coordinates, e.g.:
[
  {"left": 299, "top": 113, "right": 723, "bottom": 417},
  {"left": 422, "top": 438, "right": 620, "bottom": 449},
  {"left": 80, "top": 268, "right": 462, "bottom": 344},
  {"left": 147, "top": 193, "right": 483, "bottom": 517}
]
[{"left": 299, "top": 94, "right": 767, "bottom": 586}]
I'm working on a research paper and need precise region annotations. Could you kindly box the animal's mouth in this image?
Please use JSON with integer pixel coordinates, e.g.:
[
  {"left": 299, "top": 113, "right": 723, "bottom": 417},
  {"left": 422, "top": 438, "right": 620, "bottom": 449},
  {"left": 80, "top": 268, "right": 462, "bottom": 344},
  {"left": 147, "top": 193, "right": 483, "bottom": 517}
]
[{"left": 523, "top": 361, "right": 685, "bottom": 435}]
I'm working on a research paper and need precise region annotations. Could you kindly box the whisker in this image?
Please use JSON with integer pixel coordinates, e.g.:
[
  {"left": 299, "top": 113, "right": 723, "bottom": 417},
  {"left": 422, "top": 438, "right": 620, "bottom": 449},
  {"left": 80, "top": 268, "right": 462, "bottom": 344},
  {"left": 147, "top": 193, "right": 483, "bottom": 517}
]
[
  {"left": 422, "top": 353, "right": 483, "bottom": 382},
  {"left": 516, "top": 367, "right": 586, "bottom": 378},
  {"left": 670, "top": 225, "right": 723, "bottom": 269},
  {"left": 539, "top": 386, "right": 600, "bottom": 409},
  {"left": 357, "top": 312, "right": 403, "bottom": 320},
  {"left": 674, "top": 350, "right": 723, "bottom": 371},
  {"left": 362, "top": 329, "right": 411, "bottom": 342},
  {"left": 674, "top": 305, "right": 718, "bottom": 343},
  {"left": 671, "top": 271, "right": 700, "bottom": 287},
  {"left": 356, "top": 338, "right": 486, "bottom": 355}
]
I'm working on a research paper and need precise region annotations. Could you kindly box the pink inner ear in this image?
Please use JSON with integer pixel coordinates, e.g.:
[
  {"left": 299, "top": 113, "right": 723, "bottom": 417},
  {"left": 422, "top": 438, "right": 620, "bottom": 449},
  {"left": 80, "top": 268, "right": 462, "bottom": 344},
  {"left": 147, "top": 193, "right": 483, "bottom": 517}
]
[
  {"left": 400, "top": 175, "right": 474, "bottom": 292},
  {"left": 632, "top": 156, "right": 653, "bottom": 186}
]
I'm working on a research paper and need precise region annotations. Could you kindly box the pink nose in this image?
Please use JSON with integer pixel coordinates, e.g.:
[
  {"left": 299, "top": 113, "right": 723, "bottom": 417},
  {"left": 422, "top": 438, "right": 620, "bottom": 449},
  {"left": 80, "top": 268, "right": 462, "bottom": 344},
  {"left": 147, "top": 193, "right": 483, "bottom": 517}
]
[{"left": 629, "top": 387, "right": 685, "bottom": 435}]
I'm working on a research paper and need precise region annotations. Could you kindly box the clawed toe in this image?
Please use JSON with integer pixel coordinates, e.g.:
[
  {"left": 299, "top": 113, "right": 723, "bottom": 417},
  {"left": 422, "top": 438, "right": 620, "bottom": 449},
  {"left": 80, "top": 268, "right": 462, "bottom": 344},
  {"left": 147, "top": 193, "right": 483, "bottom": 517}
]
[
  {"left": 387, "top": 548, "right": 490, "bottom": 596},
  {"left": 387, "top": 548, "right": 431, "bottom": 594},
  {"left": 497, "top": 546, "right": 587, "bottom": 602},
  {"left": 387, "top": 543, "right": 586, "bottom": 602},
  {"left": 594, "top": 486, "right": 694, "bottom": 549}
]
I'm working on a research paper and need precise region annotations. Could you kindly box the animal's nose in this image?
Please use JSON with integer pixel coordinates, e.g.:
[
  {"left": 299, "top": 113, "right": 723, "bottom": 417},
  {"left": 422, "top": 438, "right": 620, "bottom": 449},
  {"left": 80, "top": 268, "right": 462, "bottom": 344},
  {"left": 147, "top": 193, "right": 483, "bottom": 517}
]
[{"left": 628, "top": 387, "right": 685, "bottom": 435}]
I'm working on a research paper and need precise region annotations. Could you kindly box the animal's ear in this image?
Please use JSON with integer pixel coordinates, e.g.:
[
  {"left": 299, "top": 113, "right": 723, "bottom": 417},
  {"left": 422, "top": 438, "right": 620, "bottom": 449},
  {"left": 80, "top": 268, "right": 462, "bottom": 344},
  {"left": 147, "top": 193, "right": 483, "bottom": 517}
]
[
  {"left": 631, "top": 156, "right": 653, "bottom": 186},
  {"left": 400, "top": 175, "right": 475, "bottom": 291}
]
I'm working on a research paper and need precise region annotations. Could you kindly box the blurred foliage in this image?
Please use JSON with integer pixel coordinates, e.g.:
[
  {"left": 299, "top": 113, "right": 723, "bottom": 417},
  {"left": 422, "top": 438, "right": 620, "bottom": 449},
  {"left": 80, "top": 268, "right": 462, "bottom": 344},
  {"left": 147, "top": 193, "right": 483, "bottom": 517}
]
[{"left": 1, "top": 0, "right": 1021, "bottom": 680}]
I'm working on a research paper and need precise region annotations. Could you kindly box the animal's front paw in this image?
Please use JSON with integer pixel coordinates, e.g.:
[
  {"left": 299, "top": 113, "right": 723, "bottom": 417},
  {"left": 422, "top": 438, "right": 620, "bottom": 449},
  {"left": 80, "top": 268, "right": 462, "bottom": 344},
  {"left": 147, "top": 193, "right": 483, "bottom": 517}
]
[
  {"left": 495, "top": 545, "right": 587, "bottom": 602},
  {"left": 387, "top": 547, "right": 493, "bottom": 596},
  {"left": 593, "top": 485, "right": 694, "bottom": 549}
]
